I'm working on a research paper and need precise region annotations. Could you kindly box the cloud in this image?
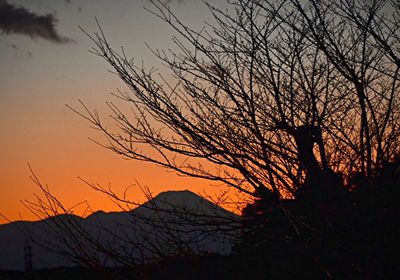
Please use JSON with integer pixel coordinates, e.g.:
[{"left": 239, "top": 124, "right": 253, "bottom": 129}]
[{"left": 0, "top": 0, "right": 73, "bottom": 43}]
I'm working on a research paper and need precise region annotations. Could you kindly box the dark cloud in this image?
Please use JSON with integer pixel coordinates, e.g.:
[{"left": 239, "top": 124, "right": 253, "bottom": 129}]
[{"left": 0, "top": 0, "right": 73, "bottom": 43}]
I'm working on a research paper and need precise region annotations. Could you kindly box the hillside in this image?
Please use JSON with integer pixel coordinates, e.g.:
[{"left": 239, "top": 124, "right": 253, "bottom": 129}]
[{"left": 0, "top": 190, "right": 240, "bottom": 270}]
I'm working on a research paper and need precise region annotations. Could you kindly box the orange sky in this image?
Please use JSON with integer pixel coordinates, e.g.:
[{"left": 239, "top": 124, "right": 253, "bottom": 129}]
[
  {"left": 0, "top": 79, "right": 231, "bottom": 222},
  {"left": 0, "top": 0, "right": 233, "bottom": 223}
]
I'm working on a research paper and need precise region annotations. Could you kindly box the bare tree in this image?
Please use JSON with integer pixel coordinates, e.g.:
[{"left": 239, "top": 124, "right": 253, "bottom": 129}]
[
  {"left": 15, "top": 0, "right": 400, "bottom": 278},
  {"left": 72, "top": 0, "right": 399, "bottom": 202}
]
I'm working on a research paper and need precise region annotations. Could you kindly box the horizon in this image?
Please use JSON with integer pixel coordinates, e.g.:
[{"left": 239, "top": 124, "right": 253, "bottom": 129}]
[{"left": 0, "top": 189, "right": 240, "bottom": 225}]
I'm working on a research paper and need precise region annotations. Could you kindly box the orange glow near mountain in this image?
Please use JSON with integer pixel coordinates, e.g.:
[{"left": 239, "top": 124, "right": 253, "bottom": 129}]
[
  {"left": 0, "top": 80, "right": 235, "bottom": 223},
  {"left": 0, "top": 0, "right": 237, "bottom": 224}
]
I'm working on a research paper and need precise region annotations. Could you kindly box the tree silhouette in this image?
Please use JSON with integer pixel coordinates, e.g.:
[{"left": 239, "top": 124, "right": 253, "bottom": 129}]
[
  {"left": 21, "top": 0, "right": 400, "bottom": 278},
  {"left": 74, "top": 0, "right": 399, "bottom": 203}
]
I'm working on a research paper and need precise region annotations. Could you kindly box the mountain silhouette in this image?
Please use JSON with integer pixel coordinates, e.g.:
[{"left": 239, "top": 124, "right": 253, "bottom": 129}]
[{"left": 0, "top": 190, "right": 240, "bottom": 270}]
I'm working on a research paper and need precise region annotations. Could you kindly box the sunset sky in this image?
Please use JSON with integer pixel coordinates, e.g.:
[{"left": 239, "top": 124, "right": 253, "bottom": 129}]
[{"left": 0, "top": 0, "right": 230, "bottom": 222}]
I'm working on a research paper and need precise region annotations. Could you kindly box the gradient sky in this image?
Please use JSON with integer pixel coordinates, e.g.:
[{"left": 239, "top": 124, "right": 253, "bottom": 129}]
[{"left": 0, "top": 0, "right": 231, "bottom": 222}]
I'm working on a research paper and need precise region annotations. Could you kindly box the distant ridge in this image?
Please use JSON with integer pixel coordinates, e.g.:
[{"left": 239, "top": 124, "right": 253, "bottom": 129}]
[{"left": 0, "top": 190, "right": 240, "bottom": 270}]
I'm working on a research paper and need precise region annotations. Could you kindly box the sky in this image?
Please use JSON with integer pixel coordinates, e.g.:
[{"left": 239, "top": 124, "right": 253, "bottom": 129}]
[{"left": 0, "top": 0, "right": 230, "bottom": 222}]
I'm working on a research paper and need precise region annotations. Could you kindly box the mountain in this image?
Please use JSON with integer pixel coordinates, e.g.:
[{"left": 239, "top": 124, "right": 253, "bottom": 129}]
[{"left": 0, "top": 190, "right": 241, "bottom": 271}]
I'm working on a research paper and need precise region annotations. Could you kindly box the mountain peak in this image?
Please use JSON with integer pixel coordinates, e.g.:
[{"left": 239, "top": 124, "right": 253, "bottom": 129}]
[
  {"left": 139, "top": 189, "right": 238, "bottom": 220},
  {"left": 0, "top": 189, "right": 240, "bottom": 270},
  {"left": 149, "top": 189, "right": 210, "bottom": 207},
  {"left": 155, "top": 189, "right": 200, "bottom": 199}
]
